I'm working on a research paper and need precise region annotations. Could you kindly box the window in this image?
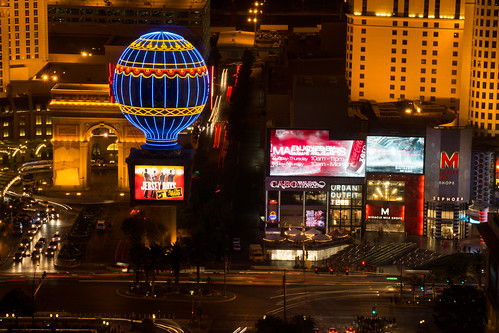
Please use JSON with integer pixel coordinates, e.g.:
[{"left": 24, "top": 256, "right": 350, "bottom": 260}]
[
  {"left": 390, "top": 85, "right": 395, "bottom": 90},
  {"left": 46, "top": 116, "right": 52, "bottom": 125},
  {"left": 403, "top": 21, "right": 408, "bottom": 26},
  {"left": 431, "top": 78, "right": 436, "bottom": 83},
  {"left": 422, "top": 50, "right": 427, "bottom": 55},
  {"left": 36, "top": 127, "right": 42, "bottom": 136},
  {"left": 421, "top": 59, "right": 427, "bottom": 64},
  {"left": 423, "top": 22, "right": 428, "bottom": 27},
  {"left": 390, "top": 76, "right": 395, "bottom": 80},
  {"left": 390, "top": 66, "right": 396, "bottom": 72},
  {"left": 392, "top": 39, "right": 397, "bottom": 44},
  {"left": 390, "top": 94, "right": 395, "bottom": 99},
  {"left": 402, "top": 40, "right": 407, "bottom": 45},
  {"left": 361, "top": 28, "right": 366, "bottom": 34},
  {"left": 420, "top": 77, "right": 426, "bottom": 82},
  {"left": 453, "top": 51, "right": 458, "bottom": 57},
  {"left": 433, "top": 31, "right": 439, "bottom": 37},
  {"left": 391, "top": 57, "right": 396, "bottom": 62},
  {"left": 35, "top": 115, "right": 41, "bottom": 125},
  {"left": 433, "top": 41, "right": 438, "bottom": 46},
  {"left": 360, "top": 56, "right": 365, "bottom": 61},
  {"left": 432, "top": 59, "right": 437, "bottom": 65},
  {"left": 403, "top": 30, "right": 408, "bottom": 36},
  {"left": 19, "top": 128, "right": 25, "bottom": 137},
  {"left": 361, "top": 47, "right": 365, "bottom": 52},
  {"left": 432, "top": 69, "right": 437, "bottom": 74},
  {"left": 432, "top": 50, "right": 438, "bottom": 56},
  {"left": 422, "top": 41, "right": 427, "bottom": 46},
  {"left": 392, "top": 30, "right": 398, "bottom": 35},
  {"left": 401, "top": 85, "right": 405, "bottom": 90},
  {"left": 401, "top": 67, "right": 406, "bottom": 72},
  {"left": 391, "top": 48, "right": 396, "bottom": 54},
  {"left": 401, "top": 76, "right": 406, "bottom": 81},
  {"left": 421, "top": 68, "right": 426, "bottom": 73},
  {"left": 420, "top": 87, "right": 425, "bottom": 91},
  {"left": 46, "top": 127, "right": 52, "bottom": 135},
  {"left": 453, "top": 42, "right": 459, "bottom": 47}
]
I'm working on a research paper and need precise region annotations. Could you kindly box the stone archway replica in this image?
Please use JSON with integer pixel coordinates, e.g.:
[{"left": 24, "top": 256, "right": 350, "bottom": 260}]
[{"left": 50, "top": 83, "right": 145, "bottom": 192}]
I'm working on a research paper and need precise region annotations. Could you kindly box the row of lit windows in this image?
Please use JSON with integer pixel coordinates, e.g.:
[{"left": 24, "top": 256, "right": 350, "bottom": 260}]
[
  {"left": 48, "top": 7, "right": 202, "bottom": 18},
  {"left": 2, "top": 127, "right": 52, "bottom": 138},
  {"left": 472, "top": 111, "right": 499, "bottom": 119},
  {"left": 355, "top": 18, "right": 460, "bottom": 29},
  {"left": 471, "top": 121, "right": 499, "bottom": 131},
  {"left": 475, "top": 18, "right": 499, "bottom": 27},
  {"left": 47, "top": 17, "right": 202, "bottom": 25},
  {"left": 471, "top": 101, "right": 499, "bottom": 109},
  {"left": 472, "top": 91, "right": 499, "bottom": 100},
  {"left": 12, "top": 1, "right": 37, "bottom": 8}
]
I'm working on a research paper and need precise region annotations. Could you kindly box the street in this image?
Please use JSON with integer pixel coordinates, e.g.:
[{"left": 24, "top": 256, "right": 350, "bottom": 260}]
[{"left": 0, "top": 269, "right": 436, "bottom": 332}]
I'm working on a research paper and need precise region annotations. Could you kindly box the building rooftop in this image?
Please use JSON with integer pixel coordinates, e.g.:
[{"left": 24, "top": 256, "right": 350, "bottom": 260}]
[{"left": 47, "top": 0, "right": 207, "bottom": 10}]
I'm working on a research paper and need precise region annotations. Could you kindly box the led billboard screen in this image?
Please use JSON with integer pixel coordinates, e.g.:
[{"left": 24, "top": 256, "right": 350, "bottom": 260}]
[
  {"left": 366, "top": 136, "right": 424, "bottom": 174},
  {"left": 305, "top": 209, "right": 325, "bottom": 228},
  {"left": 134, "top": 165, "right": 185, "bottom": 201},
  {"left": 269, "top": 129, "right": 365, "bottom": 177}
]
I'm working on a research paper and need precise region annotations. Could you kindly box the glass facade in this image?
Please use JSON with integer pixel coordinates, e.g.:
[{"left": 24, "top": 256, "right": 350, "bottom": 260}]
[{"left": 329, "top": 184, "right": 363, "bottom": 233}]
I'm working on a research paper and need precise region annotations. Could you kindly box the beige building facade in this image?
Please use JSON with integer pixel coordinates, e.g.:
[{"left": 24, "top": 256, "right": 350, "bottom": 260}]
[
  {"left": 346, "top": 0, "right": 496, "bottom": 132},
  {"left": 49, "top": 83, "right": 144, "bottom": 191},
  {"left": 0, "top": 0, "right": 49, "bottom": 97}
]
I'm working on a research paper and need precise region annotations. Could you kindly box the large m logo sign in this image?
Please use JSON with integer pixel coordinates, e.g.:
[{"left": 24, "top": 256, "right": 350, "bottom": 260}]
[
  {"left": 440, "top": 152, "right": 459, "bottom": 169},
  {"left": 381, "top": 208, "right": 390, "bottom": 216}
]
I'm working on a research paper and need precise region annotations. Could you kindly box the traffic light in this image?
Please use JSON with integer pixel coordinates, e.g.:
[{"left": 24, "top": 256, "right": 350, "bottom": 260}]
[
  {"left": 345, "top": 269, "right": 349, "bottom": 275},
  {"left": 314, "top": 267, "right": 319, "bottom": 274},
  {"left": 361, "top": 261, "right": 366, "bottom": 265},
  {"left": 372, "top": 306, "right": 376, "bottom": 315},
  {"left": 329, "top": 267, "right": 334, "bottom": 274}
]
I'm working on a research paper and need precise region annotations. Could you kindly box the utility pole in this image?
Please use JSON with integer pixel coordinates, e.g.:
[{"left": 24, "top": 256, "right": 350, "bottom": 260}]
[{"left": 283, "top": 270, "right": 286, "bottom": 323}]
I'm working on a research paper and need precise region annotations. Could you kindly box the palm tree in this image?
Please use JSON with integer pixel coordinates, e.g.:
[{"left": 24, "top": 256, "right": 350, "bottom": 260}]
[{"left": 165, "top": 241, "right": 187, "bottom": 291}]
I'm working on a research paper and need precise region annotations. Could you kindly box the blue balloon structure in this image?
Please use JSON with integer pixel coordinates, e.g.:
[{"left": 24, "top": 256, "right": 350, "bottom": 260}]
[{"left": 113, "top": 29, "right": 210, "bottom": 150}]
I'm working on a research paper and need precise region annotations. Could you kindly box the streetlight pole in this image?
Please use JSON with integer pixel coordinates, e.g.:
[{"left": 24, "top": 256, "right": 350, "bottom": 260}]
[
  {"left": 248, "top": 2, "right": 263, "bottom": 35},
  {"left": 283, "top": 270, "right": 286, "bottom": 323}
]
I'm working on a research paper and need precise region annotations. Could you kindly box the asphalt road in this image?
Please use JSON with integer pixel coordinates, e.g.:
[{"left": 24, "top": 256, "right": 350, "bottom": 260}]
[{"left": 0, "top": 271, "right": 436, "bottom": 333}]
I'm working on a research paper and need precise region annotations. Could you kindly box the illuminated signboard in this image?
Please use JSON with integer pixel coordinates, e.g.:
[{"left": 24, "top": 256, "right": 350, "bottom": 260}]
[
  {"left": 269, "top": 129, "right": 365, "bottom": 177},
  {"left": 366, "top": 204, "right": 405, "bottom": 222},
  {"left": 134, "top": 165, "right": 185, "bottom": 201},
  {"left": 305, "top": 209, "right": 325, "bottom": 228},
  {"left": 330, "top": 184, "right": 363, "bottom": 206},
  {"left": 366, "top": 136, "right": 424, "bottom": 174}
]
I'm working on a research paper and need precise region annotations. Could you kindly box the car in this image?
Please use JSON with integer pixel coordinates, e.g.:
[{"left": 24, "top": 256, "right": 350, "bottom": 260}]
[
  {"left": 233, "top": 238, "right": 241, "bottom": 251},
  {"left": 345, "top": 327, "right": 356, "bottom": 333},
  {"left": 96, "top": 220, "right": 106, "bottom": 230},
  {"left": 13, "top": 252, "right": 23, "bottom": 262},
  {"left": 27, "top": 225, "right": 38, "bottom": 237},
  {"left": 36, "top": 211, "right": 48, "bottom": 224},
  {"left": 17, "top": 246, "right": 27, "bottom": 255},
  {"left": 34, "top": 241, "right": 44, "bottom": 251},
  {"left": 328, "top": 328, "right": 338, "bottom": 333},
  {"left": 48, "top": 241, "right": 58, "bottom": 250},
  {"left": 38, "top": 237, "right": 47, "bottom": 245},
  {"left": 31, "top": 249, "right": 41, "bottom": 261},
  {"left": 52, "top": 232, "right": 61, "bottom": 242},
  {"left": 45, "top": 248, "right": 56, "bottom": 257},
  {"left": 20, "top": 237, "right": 31, "bottom": 248}
]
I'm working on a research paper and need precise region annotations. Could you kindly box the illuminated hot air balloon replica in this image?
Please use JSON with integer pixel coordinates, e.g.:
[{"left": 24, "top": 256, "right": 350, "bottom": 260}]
[{"left": 113, "top": 29, "right": 209, "bottom": 150}]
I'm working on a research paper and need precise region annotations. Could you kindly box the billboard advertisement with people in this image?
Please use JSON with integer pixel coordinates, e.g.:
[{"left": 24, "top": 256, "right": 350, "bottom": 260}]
[{"left": 134, "top": 165, "right": 185, "bottom": 201}]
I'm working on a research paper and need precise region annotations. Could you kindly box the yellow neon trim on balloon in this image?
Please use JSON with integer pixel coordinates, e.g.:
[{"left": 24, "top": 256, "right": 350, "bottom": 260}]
[
  {"left": 118, "top": 104, "right": 205, "bottom": 117},
  {"left": 115, "top": 64, "right": 208, "bottom": 79},
  {"left": 129, "top": 39, "right": 195, "bottom": 52}
]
